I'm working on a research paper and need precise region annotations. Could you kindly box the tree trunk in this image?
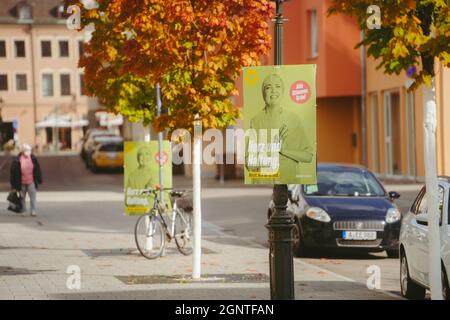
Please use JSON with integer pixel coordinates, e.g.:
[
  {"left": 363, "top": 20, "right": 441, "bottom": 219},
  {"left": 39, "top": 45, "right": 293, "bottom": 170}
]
[{"left": 423, "top": 79, "right": 443, "bottom": 300}]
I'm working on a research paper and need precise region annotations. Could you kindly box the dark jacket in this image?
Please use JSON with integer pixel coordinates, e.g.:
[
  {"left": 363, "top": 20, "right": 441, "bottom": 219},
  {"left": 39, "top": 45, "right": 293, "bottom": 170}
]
[{"left": 10, "top": 153, "right": 43, "bottom": 191}]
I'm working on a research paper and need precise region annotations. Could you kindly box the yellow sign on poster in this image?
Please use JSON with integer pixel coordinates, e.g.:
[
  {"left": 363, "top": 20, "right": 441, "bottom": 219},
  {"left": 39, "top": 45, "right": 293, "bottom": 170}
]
[{"left": 124, "top": 141, "right": 172, "bottom": 215}]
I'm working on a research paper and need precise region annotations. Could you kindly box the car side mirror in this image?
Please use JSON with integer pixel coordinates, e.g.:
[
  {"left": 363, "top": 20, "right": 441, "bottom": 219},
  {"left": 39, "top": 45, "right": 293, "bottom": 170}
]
[{"left": 388, "top": 191, "right": 400, "bottom": 200}]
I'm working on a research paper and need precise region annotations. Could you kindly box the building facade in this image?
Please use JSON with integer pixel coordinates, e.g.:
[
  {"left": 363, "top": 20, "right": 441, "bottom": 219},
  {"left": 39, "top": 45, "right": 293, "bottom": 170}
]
[
  {"left": 0, "top": 0, "right": 94, "bottom": 153},
  {"left": 365, "top": 58, "right": 450, "bottom": 181}
]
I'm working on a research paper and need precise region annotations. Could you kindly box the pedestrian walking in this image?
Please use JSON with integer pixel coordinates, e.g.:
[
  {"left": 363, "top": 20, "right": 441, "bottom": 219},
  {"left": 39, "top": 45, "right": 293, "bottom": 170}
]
[{"left": 10, "top": 144, "right": 42, "bottom": 217}]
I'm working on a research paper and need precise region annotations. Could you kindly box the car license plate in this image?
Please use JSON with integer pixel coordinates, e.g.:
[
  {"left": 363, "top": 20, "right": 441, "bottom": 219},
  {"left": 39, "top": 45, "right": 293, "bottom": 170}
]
[
  {"left": 342, "top": 231, "right": 377, "bottom": 240},
  {"left": 107, "top": 153, "right": 117, "bottom": 160}
]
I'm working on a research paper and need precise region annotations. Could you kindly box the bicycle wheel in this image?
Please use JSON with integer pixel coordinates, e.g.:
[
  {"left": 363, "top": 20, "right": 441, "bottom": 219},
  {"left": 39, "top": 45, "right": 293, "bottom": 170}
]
[
  {"left": 174, "top": 208, "right": 193, "bottom": 255},
  {"left": 134, "top": 214, "right": 165, "bottom": 259}
]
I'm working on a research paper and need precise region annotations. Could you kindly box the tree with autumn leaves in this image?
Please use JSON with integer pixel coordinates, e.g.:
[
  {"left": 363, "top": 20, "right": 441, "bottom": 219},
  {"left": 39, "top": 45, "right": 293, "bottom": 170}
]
[
  {"left": 66, "top": 0, "right": 274, "bottom": 279},
  {"left": 66, "top": 0, "right": 273, "bottom": 132},
  {"left": 329, "top": 0, "right": 449, "bottom": 89},
  {"left": 329, "top": 0, "right": 450, "bottom": 300}
]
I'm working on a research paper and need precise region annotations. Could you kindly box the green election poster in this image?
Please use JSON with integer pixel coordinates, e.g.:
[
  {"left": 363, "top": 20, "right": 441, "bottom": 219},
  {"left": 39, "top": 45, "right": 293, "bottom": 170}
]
[
  {"left": 243, "top": 65, "right": 317, "bottom": 185},
  {"left": 124, "top": 141, "right": 172, "bottom": 215}
]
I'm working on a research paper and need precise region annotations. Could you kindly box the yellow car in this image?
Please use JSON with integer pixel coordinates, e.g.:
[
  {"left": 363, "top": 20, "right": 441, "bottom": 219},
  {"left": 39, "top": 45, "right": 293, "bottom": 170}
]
[{"left": 90, "top": 142, "right": 123, "bottom": 172}]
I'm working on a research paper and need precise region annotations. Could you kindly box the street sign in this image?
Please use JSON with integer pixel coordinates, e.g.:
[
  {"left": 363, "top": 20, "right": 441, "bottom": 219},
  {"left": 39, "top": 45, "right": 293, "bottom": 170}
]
[
  {"left": 124, "top": 141, "right": 172, "bottom": 215},
  {"left": 243, "top": 65, "right": 317, "bottom": 185}
]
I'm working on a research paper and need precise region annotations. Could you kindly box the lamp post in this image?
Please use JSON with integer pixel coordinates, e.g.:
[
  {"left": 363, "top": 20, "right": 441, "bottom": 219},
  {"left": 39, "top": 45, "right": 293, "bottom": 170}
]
[{"left": 265, "top": 0, "right": 295, "bottom": 300}]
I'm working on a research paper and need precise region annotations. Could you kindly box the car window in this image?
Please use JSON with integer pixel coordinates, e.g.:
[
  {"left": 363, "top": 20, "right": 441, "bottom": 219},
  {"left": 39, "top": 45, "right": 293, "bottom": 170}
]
[
  {"left": 303, "top": 170, "right": 385, "bottom": 197},
  {"left": 411, "top": 187, "right": 425, "bottom": 214},
  {"left": 99, "top": 144, "right": 123, "bottom": 152},
  {"left": 417, "top": 192, "right": 428, "bottom": 215},
  {"left": 414, "top": 186, "right": 444, "bottom": 222},
  {"left": 438, "top": 186, "right": 444, "bottom": 219},
  {"left": 448, "top": 191, "right": 450, "bottom": 225}
]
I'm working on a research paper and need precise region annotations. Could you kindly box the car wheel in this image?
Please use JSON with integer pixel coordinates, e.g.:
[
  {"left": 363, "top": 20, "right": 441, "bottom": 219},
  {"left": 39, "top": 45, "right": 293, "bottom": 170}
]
[
  {"left": 386, "top": 249, "right": 399, "bottom": 259},
  {"left": 400, "top": 252, "right": 426, "bottom": 299},
  {"left": 442, "top": 267, "right": 450, "bottom": 300},
  {"left": 292, "top": 222, "right": 308, "bottom": 257}
]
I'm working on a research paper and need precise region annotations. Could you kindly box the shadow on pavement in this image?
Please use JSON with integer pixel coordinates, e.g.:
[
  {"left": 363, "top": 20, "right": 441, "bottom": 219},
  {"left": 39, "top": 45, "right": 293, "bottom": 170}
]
[
  {"left": 0, "top": 266, "right": 55, "bottom": 276},
  {"left": 48, "top": 280, "right": 399, "bottom": 300}
]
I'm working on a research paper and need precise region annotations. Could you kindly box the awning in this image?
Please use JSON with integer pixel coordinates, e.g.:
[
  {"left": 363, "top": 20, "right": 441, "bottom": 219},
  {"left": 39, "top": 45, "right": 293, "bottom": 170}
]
[{"left": 36, "top": 116, "right": 89, "bottom": 128}]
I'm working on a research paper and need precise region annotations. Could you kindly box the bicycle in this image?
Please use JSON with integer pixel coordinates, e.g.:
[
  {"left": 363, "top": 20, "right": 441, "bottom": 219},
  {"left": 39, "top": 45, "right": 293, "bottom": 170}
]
[{"left": 134, "top": 188, "right": 193, "bottom": 259}]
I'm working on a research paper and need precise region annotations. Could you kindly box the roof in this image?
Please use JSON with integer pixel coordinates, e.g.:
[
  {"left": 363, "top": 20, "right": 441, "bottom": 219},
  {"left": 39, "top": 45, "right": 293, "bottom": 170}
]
[{"left": 0, "top": 0, "right": 66, "bottom": 24}]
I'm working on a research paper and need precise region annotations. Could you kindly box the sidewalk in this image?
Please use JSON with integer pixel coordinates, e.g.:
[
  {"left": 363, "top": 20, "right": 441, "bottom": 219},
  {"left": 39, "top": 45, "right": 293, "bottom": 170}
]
[{"left": 0, "top": 197, "right": 400, "bottom": 300}]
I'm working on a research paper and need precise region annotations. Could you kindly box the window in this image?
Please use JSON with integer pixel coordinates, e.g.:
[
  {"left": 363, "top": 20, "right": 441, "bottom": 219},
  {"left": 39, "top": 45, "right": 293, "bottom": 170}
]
[
  {"left": 309, "top": 10, "right": 318, "bottom": 58},
  {"left": 60, "top": 74, "right": 71, "bottom": 96},
  {"left": 16, "top": 74, "right": 27, "bottom": 91},
  {"left": 42, "top": 74, "right": 54, "bottom": 97},
  {"left": 303, "top": 170, "right": 385, "bottom": 197},
  {"left": 0, "top": 40, "right": 6, "bottom": 57},
  {"left": 14, "top": 40, "right": 25, "bottom": 57},
  {"left": 99, "top": 143, "right": 123, "bottom": 152},
  {"left": 18, "top": 4, "right": 32, "bottom": 20},
  {"left": 0, "top": 74, "right": 8, "bottom": 91},
  {"left": 57, "top": 4, "right": 65, "bottom": 18},
  {"left": 78, "top": 40, "right": 84, "bottom": 57},
  {"left": 417, "top": 191, "right": 428, "bottom": 215},
  {"left": 405, "top": 90, "right": 416, "bottom": 177},
  {"left": 411, "top": 187, "right": 425, "bottom": 214},
  {"left": 79, "top": 74, "right": 85, "bottom": 96},
  {"left": 414, "top": 186, "right": 445, "bottom": 224},
  {"left": 370, "top": 93, "right": 380, "bottom": 173},
  {"left": 59, "top": 40, "right": 69, "bottom": 57},
  {"left": 41, "top": 40, "right": 52, "bottom": 57}
]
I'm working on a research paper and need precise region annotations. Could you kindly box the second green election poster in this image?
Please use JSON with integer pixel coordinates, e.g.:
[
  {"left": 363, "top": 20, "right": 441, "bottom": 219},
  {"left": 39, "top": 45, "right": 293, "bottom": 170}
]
[
  {"left": 124, "top": 141, "right": 172, "bottom": 215},
  {"left": 243, "top": 65, "right": 317, "bottom": 185}
]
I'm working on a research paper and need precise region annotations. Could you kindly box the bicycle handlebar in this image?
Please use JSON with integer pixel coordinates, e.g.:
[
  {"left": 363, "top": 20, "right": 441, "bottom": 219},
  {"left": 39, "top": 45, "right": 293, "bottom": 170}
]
[{"left": 138, "top": 188, "right": 186, "bottom": 196}]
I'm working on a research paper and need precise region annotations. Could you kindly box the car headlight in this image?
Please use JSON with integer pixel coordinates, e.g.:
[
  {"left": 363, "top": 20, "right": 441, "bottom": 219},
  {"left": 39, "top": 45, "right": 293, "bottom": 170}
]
[
  {"left": 386, "top": 207, "right": 401, "bottom": 223},
  {"left": 306, "top": 207, "right": 331, "bottom": 223}
]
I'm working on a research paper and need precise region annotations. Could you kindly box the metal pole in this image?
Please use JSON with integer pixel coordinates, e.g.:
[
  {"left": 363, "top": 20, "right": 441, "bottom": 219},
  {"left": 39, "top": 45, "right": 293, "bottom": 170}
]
[
  {"left": 156, "top": 84, "right": 164, "bottom": 204},
  {"left": 192, "top": 114, "right": 202, "bottom": 279},
  {"left": 423, "top": 79, "right": 443, "bottom": 300},
  {"left": 265, "top": 0, "right": 295, "bottom": 300}
]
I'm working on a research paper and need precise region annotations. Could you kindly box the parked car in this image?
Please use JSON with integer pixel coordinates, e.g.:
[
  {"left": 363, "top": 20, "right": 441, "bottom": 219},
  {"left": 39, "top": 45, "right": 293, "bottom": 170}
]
[
  {"left": 268, "top": 163, "right": 402, "bottom": 258},
  {"left": 399, "top": 177, "right": 450, "bottom": 299},
  {"left": 88, "top": 141, "right": 124, "bottom": 173},
  {"left": 80, "top": 128, "right": 120, "bottom": 161},
  {"left": 84, "top": 135, "right": 123, "bottom": 167}
]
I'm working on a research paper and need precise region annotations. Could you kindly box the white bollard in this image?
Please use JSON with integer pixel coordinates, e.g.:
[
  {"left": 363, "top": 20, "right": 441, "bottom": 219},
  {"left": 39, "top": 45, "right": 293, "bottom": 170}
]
[{"left": 145, "top": 215, "right": 153, "bottom": 251}]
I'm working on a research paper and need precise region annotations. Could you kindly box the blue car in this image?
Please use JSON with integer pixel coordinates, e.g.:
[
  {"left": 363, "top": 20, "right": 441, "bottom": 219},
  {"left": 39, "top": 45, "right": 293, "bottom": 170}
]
[{"left": 269, "top": 164, "right": 402, "bottom": 258}]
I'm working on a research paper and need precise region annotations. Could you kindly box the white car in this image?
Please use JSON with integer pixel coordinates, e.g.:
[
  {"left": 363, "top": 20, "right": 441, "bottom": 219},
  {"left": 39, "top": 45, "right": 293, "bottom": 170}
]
[{"left": 399, "top": 177, "right": 450, "bottom": 299}]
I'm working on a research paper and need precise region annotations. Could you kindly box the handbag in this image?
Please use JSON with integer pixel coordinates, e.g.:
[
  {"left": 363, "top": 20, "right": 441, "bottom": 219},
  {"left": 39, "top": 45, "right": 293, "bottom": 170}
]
[{"left": 7, "top": 191, "right": 23, "bottom": 213}]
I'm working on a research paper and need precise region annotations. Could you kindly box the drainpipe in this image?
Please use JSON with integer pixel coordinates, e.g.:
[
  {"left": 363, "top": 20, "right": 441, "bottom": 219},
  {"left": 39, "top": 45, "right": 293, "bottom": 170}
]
[{"left": 360, "top": 31, "right": 367, "bottom": 167}]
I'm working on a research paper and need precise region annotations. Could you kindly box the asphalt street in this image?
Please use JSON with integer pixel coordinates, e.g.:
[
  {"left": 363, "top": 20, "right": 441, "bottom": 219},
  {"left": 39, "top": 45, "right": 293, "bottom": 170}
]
[{"left": 0, "top": 154, "right": 422, "bottom": 297}]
